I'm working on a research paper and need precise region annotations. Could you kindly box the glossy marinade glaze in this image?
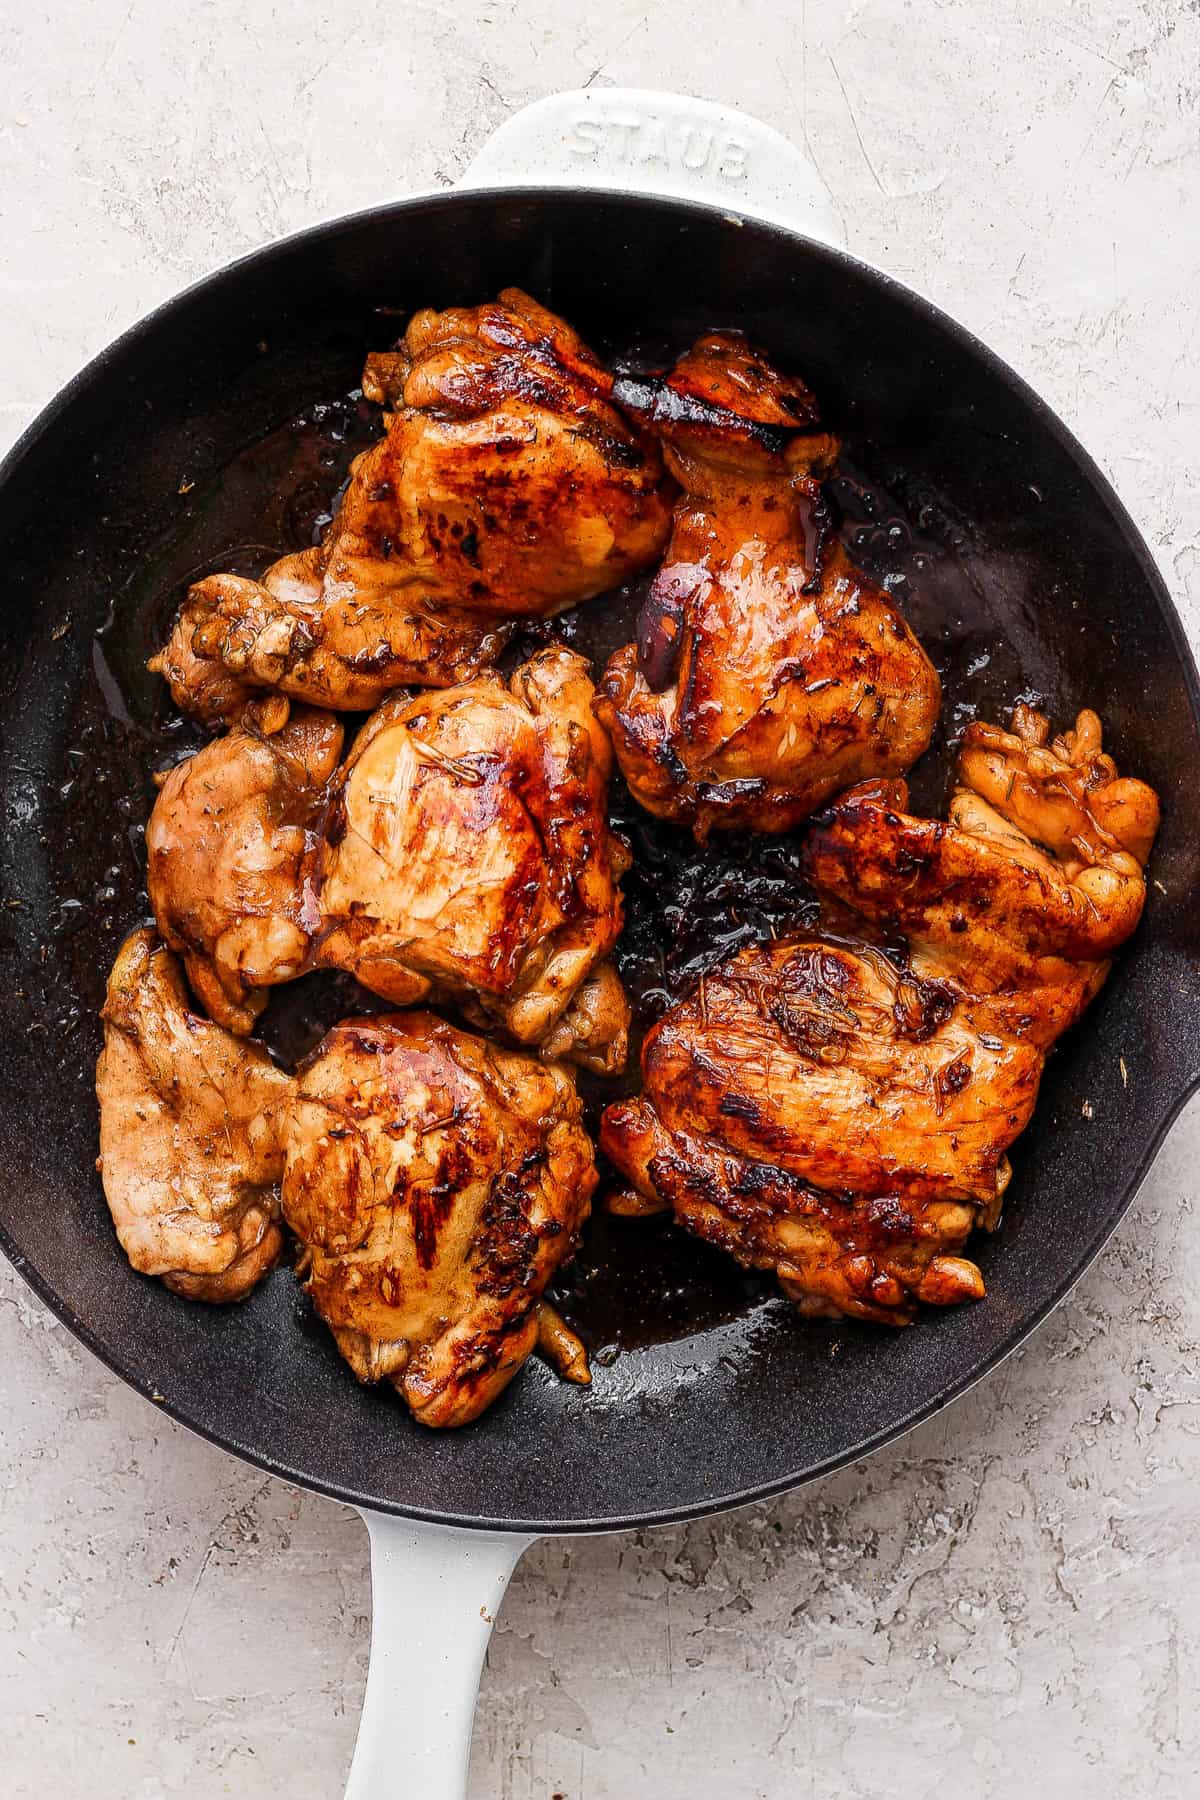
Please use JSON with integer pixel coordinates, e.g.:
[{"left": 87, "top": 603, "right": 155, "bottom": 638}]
[{"left": 70, "top": 330, "right": 1103, "bottom": 1358}]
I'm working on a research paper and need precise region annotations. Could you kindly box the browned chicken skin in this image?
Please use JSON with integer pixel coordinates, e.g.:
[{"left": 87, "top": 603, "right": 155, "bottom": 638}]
[
  {"left": 595, "top": 333, "right": 941, "bottom": 839},
  {"left": 152, "top": 290, "right": 672, "bottom": 721},
  {"left": 601, "top": 937, "right": 1039, "bottom": 1324},
  {"left": 315, "top": 647, "right": 631, "bottom": 1070},
  {"left": 604, "top": 706, "right": 1159, "bottom": 1326},
  {"left": 803, "top": 704, "right": 1161, "bottom": 1046},
  {"left": 143, "top": 648, "right": 631, "bottom": 1068},
  {"left": 96, "top": 930, "right": 292, "bottom": 1302},
  {"left": 146, "top": 706, "right": 344, "bottom": 1033},
  {"left": 282, "top": 1012, "right": 596, "bottom": 1426},
  {"left": 96, "top": 936, "right": 596, "bottom": 1420}
]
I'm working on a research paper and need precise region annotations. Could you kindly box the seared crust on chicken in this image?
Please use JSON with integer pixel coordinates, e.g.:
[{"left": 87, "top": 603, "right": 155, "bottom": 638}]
[
  {"left": 96, "top": 930, "right": 292, "bottom": 1302},
  {"left": 603, "top": 704, "right": 1158, "bottom": 1327},
  {"left": 316, "top": 647, "right": 631, "bottom": 1069},
  {"left": 144, "top": 646, "right": 631, "bottom": 1068},
  {"left": 802, "top": 704, "right": 1160, "bottom": 1046},
  {"left": 152, "top": 289, "right": 671, "bottom": 721},
  {"left": 600, "top": 936, "right": 1037, "bottom": 1324},
  {"left": 595, "top": 332, "right": 940, "bottom": 839},
  {"left": 95, "top": 939, "right": 597, "bottom": 1422},
  {"left": 627, "top": 939, "right": 1042, "bottom": 1204},
  {"left": 282, "top": 1013, "right": 596, "bottom": 1426},
  {"left": 152, "top": 568, "right": 506, "bottom": 725},
  {"left": 603, "top": 1103, "right": 986, "bottom": 1325},
  {"left": 146, "top": 706, "right": 343, "bottom": 1033}
]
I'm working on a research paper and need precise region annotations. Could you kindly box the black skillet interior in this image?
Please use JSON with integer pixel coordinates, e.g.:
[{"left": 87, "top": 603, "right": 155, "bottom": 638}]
[{"left": 1, "top": 192, "right": 1198, "bottom": 1532}]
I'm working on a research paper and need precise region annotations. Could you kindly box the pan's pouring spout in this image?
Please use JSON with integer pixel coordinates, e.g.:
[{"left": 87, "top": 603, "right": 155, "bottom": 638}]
[{"left": 345, "top": 1511, "right": 537, "bottom": 1800}]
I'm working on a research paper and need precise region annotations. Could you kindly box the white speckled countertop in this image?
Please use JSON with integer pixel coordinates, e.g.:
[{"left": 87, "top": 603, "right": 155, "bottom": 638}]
[{"left": 2, "top": 3, "right": 1199, "bottom": 1795}]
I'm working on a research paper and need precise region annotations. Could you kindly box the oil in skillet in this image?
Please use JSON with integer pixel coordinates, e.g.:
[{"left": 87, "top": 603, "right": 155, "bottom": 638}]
[{"left": 59, "top": 378, "right": 1039, "bottom": 1354}]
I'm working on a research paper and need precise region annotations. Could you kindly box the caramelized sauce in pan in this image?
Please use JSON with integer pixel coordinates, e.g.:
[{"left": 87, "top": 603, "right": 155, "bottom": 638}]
[{"left": 71, "top": 379, "right": 1038, "bottom": 1353}]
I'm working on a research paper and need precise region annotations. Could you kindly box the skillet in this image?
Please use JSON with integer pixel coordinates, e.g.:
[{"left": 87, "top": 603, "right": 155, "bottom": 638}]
[{"left": 1, "top": 89, "right": 1198, "bottom": 1797}]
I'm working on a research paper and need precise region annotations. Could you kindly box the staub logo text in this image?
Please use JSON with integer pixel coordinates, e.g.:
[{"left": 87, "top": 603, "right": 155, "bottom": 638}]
[{"left": 566, "top": 110, "right": 750, "bottom": 183}]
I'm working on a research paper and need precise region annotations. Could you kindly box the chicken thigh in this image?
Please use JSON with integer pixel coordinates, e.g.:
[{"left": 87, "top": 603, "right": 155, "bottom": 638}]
[
  {"left": 802, "top": 704, "right": 1160, "bottom": 1045},
  {"left": 601, "top": 936, "right": 1041, "bottom": 1324},
  {"left": 602, "top": 703, "right": 1158, "bottom": 1326},
  {"left": 153, "top": 290, "right": 672, "bottom": 721},
  {"left": 146, "top": 705, "right": 343, "bottom": 1033},
  {"left": 282, "top": 1012, "right": 596, "bottom": 1426},
  {"left": 594, "top": 332, "right": 940, "bottom": 838},
  {"left": 316, "top": 647, "right": 631, "bottom": 1071},
  {"left": 96, "top": 930, "right": 292, "bottom": 1302}
]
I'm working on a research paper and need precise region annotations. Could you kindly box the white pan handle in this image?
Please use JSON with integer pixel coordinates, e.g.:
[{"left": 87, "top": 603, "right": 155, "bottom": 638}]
[
  {"left": 344, "top": 1509, "right": 537, "bottom": 1800},
  {"left": 460, "top": 87, "right": 845, "bottom": 249}
]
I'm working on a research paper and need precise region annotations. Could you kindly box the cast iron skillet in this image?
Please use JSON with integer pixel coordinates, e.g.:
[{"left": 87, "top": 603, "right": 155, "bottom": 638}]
[{"left": 2, "top": 173, "right": 1199, "bottom": 1541}]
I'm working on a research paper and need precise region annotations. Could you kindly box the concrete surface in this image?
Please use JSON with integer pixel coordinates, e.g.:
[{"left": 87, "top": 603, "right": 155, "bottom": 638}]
[{"left": 2, "top": 1, "right": 1199, "bottom": 1795}]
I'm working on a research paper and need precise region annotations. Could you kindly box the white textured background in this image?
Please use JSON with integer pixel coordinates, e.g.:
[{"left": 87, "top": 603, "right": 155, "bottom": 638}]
[{"left": 3, "top": 2, "right": 1199, "bottom": 1795}]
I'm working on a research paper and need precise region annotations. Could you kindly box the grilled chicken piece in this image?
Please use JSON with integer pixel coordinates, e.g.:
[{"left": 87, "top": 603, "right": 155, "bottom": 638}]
[
  {"left": 629, "top": 939, "right": 1044, "bottom": 1206},
  {"left": 95, "top": 939, "right": 595, "bottom": 1421},
  {"left": 534, "top": 1299, "right": 592, "bottom": 1385},
  {"left": 316, "top": 647, "right": 631, "bottom": 1070},
  {"left": 282, "top": 1013, "right": 596, "bottom": 1426},
  {"left": 146, "top": 706, "right": 343, "bottom": 1033},
  {"left": 601, "top": 936, "right": 1041, "bottom": 1324},
  {"left": 601, "top": 702, "right": 1159, "bottom": 1329},
  {"left": 152, "top": 290, "right": 672, "bottom": 721},
  {"left": 594, "top": 332, "right": 940, "bottom": 839},
  {"left": 802, "top": 704, "right": 1160, "bottom": 1046},
  {"left": 604, "top": 1108, "right": 987, "bottom": 1325},
  {"left": 96, "top": 930, "right": 292, "bottom": 1302}
]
